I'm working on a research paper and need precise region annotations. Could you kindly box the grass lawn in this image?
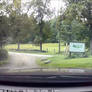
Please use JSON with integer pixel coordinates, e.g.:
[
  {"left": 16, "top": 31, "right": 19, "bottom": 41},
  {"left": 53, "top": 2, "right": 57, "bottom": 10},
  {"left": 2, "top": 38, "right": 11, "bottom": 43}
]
[
  {"left": 5, "top": 43, "right": 92, "bottom": 69},
  {"left": 0, "top": 57, "right": 9, "bottom": 66},
  {"left": 37, "top": 55, "right": 92, "bottom": 69},
  {"left": 5, "top": 43, "right": 65, "bottom": 55},
  {"left": 0, "top": 60, "right": 8, "bottom": 66}
]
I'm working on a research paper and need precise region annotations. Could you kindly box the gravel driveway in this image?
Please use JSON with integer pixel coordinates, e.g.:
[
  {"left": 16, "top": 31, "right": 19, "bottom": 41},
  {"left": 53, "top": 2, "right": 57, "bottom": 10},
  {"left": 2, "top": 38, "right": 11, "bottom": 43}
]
[
  {"left": 8, "top": 52, "right": 51, "bottom": 68},
  {"left": 0, "top": 52, "right": 51, "bottom": 72}
]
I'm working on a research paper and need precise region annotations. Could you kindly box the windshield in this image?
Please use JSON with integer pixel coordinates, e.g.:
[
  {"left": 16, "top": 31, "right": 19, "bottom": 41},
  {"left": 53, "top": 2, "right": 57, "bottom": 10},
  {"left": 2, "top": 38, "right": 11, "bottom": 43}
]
[{"left": 0, "top": 0, "right": 92, "bottom": 75}]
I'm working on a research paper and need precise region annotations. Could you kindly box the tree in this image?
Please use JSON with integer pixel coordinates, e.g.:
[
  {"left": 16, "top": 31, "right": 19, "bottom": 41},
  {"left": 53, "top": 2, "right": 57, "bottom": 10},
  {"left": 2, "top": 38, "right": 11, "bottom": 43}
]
[
  {"left": 9, "top": 11, "right": 35, "bottom": 50},
  {"left": 55, "top": 10, "right": 65, "bottom": 53},
  {"left": 30, "top": 0, "right": 52, "bottom": 51},
  {"left": 81, "top": 0, "right": 92, "bottom": 54},
  {"left": 0, "top": 16, "right": 9, "bottom": 48},
  {"left": 8, "top": 0, "right": 36, "bottom": 50},
  {"left": 62, "top": 0, "right": 92, "bottom": 55},
  {"left": 13, "top": 0, "right": 21, "bottom": 8},
  {"left": 47, "top": 19, "right": 58, "bottom": 43},
  {"left": 0, "top": 1, "right": 10, "bottom": 48},
  {"left": 33, "top": 21, "right": 51, "bottom": 45},
  {"left": 61, "top": 19, "right": 86, "bottom": 43},
  {"left": 0, "top": 0, "right": 10, "bottom": 61},
  {"left": 56, "top": 1, "right": 87, "bottom": 55},
  {"left": 64, "top": 0, "right": 92, "bottom": 54}
]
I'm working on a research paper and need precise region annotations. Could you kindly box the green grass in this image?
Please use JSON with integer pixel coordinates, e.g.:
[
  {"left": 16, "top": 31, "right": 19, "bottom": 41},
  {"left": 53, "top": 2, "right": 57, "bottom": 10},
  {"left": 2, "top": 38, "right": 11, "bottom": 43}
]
[
  {"left": 5, "top": 43, "right": 92, "bottom": 69},
  {"left": 5, "top": 43, "right": 65, "bottom": 55},
  {"left": 0, "top": 57, "right": 9, "bottom": 66},
  {"left": 37, "top": 55, "right": 92, "bottom": 69},
  {"left": 0, "top": 60, "right": 8, "bottom": 66}
]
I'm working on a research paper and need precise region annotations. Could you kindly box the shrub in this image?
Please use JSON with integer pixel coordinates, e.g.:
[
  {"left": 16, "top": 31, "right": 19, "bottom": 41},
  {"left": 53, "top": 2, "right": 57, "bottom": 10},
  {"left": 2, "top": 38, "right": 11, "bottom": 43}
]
[
  {"left": 0, "top": 49, "right": 8, "bottom": 61},
  {"left": 65, "top": 52, "right": 88, "bottom": 59}
]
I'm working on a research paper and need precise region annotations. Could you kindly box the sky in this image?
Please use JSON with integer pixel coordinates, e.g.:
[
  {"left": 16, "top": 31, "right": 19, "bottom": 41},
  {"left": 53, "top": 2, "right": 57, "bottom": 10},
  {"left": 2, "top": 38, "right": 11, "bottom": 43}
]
[
  {"left": 3, "top": 0, "right": 66, "bottom": 12},
  {"left": 5, "top": 0, "right": 66, "bottom": 19},
  {"left": 22, "top": 0, "right": 66, "bottom": 16},
  {"left": 50, "top": 0, "right": 66, "bottom": 11}
]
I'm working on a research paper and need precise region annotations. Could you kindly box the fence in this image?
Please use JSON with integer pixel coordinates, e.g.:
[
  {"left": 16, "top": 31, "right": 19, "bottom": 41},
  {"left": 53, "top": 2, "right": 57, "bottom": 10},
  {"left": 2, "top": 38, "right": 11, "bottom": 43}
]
[{"left": 6, "top": 44, "right": 65, "bottom": 54}]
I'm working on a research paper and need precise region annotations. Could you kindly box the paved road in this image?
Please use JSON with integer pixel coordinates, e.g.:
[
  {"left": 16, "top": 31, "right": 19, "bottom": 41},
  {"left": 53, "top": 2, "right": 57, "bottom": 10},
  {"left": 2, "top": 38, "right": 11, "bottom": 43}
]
[{"left": 0, "top": 52, "right": 51, "bottom": 72}]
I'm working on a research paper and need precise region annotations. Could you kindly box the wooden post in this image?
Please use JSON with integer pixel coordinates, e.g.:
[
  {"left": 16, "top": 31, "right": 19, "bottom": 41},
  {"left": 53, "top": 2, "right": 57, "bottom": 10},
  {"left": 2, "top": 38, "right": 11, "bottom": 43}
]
[
  {"left": 17, "top": 41, "right": 20, "bottom": 51},
  {"left": 47, "top": 48, "right": 48, "bottom": 52},
  {"left": 58, "top": 39, "right": 61, "bottom": 54},
  {"left": 54, "top": 48, "right": 56, "bottom": 54},
  {"left": 69, "top": 52, "right": 72, "bottom": 57},
  {"left": 40, "top": 42, "right": 42, "bottom": 52}
]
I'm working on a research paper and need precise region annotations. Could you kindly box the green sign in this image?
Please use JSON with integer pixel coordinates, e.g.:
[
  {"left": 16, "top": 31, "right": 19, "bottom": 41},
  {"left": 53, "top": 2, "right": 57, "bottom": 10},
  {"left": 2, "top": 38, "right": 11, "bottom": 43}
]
[{"left": 69, "top": 42, "right": 85, "bottom": 52}]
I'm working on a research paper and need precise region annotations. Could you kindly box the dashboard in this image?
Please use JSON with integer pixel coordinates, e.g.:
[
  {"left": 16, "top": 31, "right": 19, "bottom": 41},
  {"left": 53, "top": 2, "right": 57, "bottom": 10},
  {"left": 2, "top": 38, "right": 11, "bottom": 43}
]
[
  {"left": 0, "top": 85, "right": 92, "bottom": 92},
  {"left": 0, "top": 74, "right": 92, "bottom": 92}
]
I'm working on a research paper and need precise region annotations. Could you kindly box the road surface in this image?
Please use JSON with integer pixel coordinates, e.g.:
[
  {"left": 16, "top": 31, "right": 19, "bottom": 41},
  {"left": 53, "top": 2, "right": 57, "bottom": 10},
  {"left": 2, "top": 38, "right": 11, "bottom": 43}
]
[{"left": 0, "top": 52, "right": 51, "bottom": 72}]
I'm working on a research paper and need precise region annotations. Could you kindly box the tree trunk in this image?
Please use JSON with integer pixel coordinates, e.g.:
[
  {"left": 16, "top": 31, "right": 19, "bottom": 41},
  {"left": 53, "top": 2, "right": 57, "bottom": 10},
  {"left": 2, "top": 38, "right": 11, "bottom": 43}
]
[
  {"left": 0, "top": 43, "right": 3, "bottom": 49},
  {"left": 17, "top": 42, "right": 20, "bottom": 51},
  {"left": 90, "top": 38, "right": 92, "bottom": 55},
  {"left": 58, "top": 40, "right": 61, "bottom": 53},
  {"left": 69, "top": 52, "right": 72, "bottom": 57},
  {"left": 39, "top": 21, "right": 43, "bottom": 52},
  {"left": 65, "top": 43, "right": 69, "bottom": 55},
  {"left": 89, "top": 24, "right": 92, "bottom": 55},
  {"left": 40, "top": 42, "right": 42, "bottom": 52}
]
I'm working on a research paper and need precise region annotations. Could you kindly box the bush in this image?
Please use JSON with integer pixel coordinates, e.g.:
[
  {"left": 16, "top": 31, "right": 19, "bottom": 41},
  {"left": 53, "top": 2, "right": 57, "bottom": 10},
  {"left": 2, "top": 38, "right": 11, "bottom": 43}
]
[
  {"left": 0, "top": 49, "right": 8, "bottom": 61},
  {"left": 65, "top": 52, "right": 88, "bottom": 59}
]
